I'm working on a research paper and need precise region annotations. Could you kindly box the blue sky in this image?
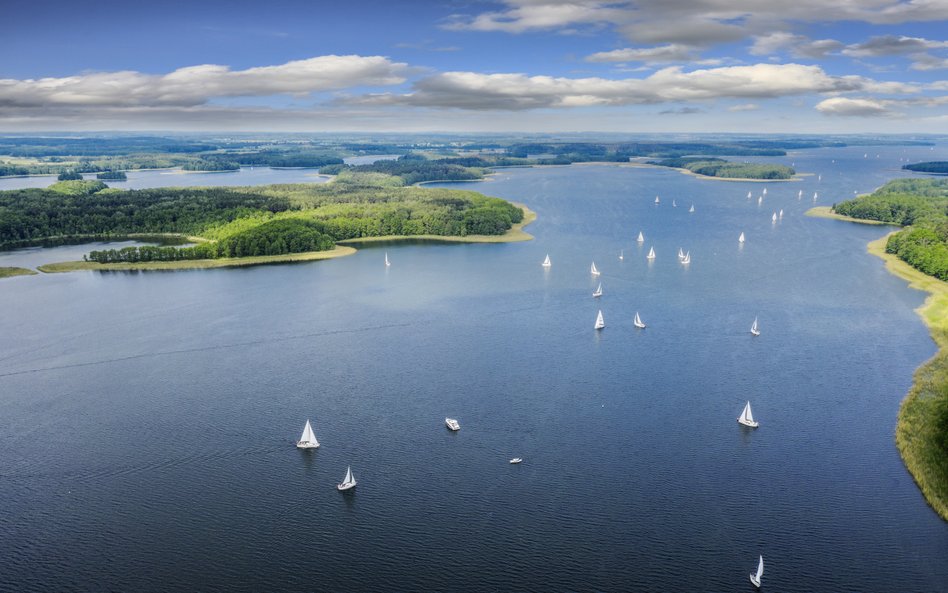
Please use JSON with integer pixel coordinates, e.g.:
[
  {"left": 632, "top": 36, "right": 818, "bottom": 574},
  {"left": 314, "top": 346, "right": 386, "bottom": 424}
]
[{"left": 2, "top": 0, "right": 947, "bottom": 133}]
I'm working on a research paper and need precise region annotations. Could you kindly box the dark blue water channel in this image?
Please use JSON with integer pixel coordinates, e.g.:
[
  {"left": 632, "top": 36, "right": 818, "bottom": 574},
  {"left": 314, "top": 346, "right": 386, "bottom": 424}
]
[{"left": 1, "top": 145, "right": 947, "bottom": 592}]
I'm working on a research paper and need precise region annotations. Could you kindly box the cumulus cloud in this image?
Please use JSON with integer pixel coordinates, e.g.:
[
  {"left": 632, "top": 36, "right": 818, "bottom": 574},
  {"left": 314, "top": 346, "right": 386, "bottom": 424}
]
[
  {"left": 728, "top": 103, "right": 760, "bottom": 111},
  {"left": 357, "top": 63, "right": 864, "bottom": 111},
  {"left": 842, "top": 35, "right": 948, "bottom": 57},
  {"left": 586, "top": 44, "right": 697, "bottom": 63},
  {"left": 0, "top": 55, "right": 410, "bottom": 109},
  {"left": 444, "top": 0, "right": 948, "bottom": 46},
  {"left": 750, "top": 33, "right": 844, "bottom": 58},
  {"left": 911, "top": 53, "right": 948, "bottom": 70},
  {"left": 815, "top": 97, "right": 894, "bottom": 116}
]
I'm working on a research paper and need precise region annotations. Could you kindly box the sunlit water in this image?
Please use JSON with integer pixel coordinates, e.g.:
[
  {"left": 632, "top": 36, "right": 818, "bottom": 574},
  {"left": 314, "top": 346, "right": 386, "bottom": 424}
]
[{"left": 1, "top": 145, "right": 947, "bottom": 592}]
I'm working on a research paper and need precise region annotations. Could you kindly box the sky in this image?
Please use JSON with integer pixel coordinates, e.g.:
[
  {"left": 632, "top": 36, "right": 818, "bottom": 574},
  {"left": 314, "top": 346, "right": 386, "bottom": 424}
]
[{"left": 1, "top": 0, "right": 947, "bottom": 133}]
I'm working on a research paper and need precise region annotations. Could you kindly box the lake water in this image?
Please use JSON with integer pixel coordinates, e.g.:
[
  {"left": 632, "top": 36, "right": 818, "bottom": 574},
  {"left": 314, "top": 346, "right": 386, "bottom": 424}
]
[{"left": 2, "top": 145, "right": 948, "bottom": 592}]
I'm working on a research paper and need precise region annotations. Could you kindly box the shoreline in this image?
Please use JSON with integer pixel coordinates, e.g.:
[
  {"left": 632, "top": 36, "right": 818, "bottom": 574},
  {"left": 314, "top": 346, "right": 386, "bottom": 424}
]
[
  {"left": 0, "top": 266, "right": 38, "bottom": 278},
  {"left": 826, "top": 221, "right": 948, "bottom": 521},
  {"left": 624, "top": 161, "right": 802, "bottom": 182},
  {"left": 804, "top": 206, "right": 893, "bottom": 225},
  {"left": 31, "top": 203, "right": 535, "bottom": 273}
]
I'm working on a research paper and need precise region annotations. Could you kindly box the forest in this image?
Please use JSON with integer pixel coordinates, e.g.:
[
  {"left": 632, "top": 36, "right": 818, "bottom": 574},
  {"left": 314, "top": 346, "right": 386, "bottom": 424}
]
[
  {"left": 647, "top": 157, "right": 795, "bottom": 180},
  {"left": 0, "top": 172, "right": 524, "bottom": 262},
  {"left": 833, "top": 178, "right": 948, "bottom": 280},
  {"left": 904, "top": 161, "right": 948, "bottom": 174}
]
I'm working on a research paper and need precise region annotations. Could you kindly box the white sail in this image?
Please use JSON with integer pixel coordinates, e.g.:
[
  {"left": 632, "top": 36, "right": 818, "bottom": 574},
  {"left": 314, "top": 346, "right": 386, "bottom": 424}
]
[
  {"left": 593, "top": 282, "right": 602, "bottom": 298},
  {"left": 779, "top": 209, "right": 784, "bottom": 218},
  {"left": 813, "top": 191, "right": 818, "bottom": 201},
  {"left": 750, "top": 555, "right": 764, "bottom": 587},
  {"left": 672, "top": 199, "right": 677, "bottom": 207},
  {"left": 619, "top": 250, "right": 624, "bottom": 261},
  {"left": 542, "top": 254, "right": 552, "bottom": 267},
  {"left": 297, "top": 419, "right": 319, "bottom": 449},
  {"left": 818, "top": 174, "right": 822, "bottom": 181},
  {"left": 338, "top": 465, "right": 357, "bottom": 490},
  {"left": 739, "top": 232, "right": 745, "bottom": 243},
  {"left": 757, "top": 196, "right": 763, "bottom": 205},
  {"left": 798, "top": 189, "right": 803, "bottom": 199},
  {"left": 751, "top": 316, "right": 759, "bottom": 335},
  {"left": 633, "top": 312, "right": 645, "bottom": 328},
  {"left": 385, "top": 252, "right": 391, "bottom": 267},
  {"left": 738, "top": 401, "right": 759, "bottom": 428},
  {"left": 689, "top": 204, "right": 695, "bottom": 213},
  {"left": 637, "top": 231, "right": 644, "bottom": 243},
  {"left": 681, "top": 251, "right": 690, "bottom": 264},
  {"left": 590, "top": 262, "right": 600, "bottom": 276},
  {"left": 595, "top": 310, "right": 605, "bottom": 330},
  {"left": 772, "top": 212, "right": 777, "bottom": 222},
  {"left": 678, "top": 247, "right": 684, "bottom": 260},
  {"left": 747, "top": 191, "right": 752, "bottom": 199},
  {"left": 654, "top": 196, "right": 660, "bottom": 204},
  {"left": 762, "top": 187, "right": 767, "bottom": 195},
  {"left": 647, "top": 247, "right": 656, "bottom": 260}
]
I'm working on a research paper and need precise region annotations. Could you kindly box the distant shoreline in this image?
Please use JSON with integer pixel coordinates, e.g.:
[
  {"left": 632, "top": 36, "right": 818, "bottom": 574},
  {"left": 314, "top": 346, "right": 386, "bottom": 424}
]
[
  {"left": 804, "top": 206, "right": 892, "bottom": 225},
  {"left": 624, "top": 161, "right": 802, "bottom": 182}
]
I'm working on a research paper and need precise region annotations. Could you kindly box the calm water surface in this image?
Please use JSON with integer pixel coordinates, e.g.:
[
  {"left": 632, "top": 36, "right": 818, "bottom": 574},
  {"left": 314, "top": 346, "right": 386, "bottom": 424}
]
[{"left": 1, "top": 145, "right": 947, "bottom": 592}]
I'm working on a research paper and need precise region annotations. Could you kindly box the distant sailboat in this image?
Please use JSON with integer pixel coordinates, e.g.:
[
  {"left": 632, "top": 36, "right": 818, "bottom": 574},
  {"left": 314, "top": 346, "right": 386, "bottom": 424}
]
[
  {"left": 672, "top": 199, "right": 677, "bottom": 207},
  {"left": 762, "top": 188, "right": 767, "bottom": 195},
  {"left": 633, "top": 312, "right": 646, "bottom": 329},
  {"left": 818, "top": 174, "right": 822, "bottom": 181},
  {"left": 678, "top": 247, "right": 685, "bottom": 260},
  {"left": 509, "top": 457, "right": 523, "bottom": 464},
  {"left": 591, "top": 262, "right": 601, "bottom": 276},
  {"left": 593, "top": 282, "right": 603, "bottom": 298},
  {"left": 542, "top": 254, "right": 552, "bottom": 268},
  {"left": 296, "top": 419, "right": 320, "bottom": 449},
  {"left": 779, "top": 209, "right": 784, "bottom": 219},
  {"left": 798, "top": 189, "right": 803, "bottom": 199},
  {"left": 445, "top": 417, "right": 461, "bottom": 431},
  {"left": 689, "top": 204, "right": 695, "bottom": 213},
  {"left": 337, "top": 466, "right": 357, "bottom": 491},
  {"left": 637, "top": 231, "right": 645, "bottom": 243},
  {"left": 749, "top": 555, "right": 764, "bottom": 588},
  {"left": 646, "top": 247, "right": 656, "bottom": 260},
  {"left": 757, "top": 196, "right": 763, "bottom": 205},
  {"left": 385, "top": 252, "right": 391, "bottom": 267},
  {"left": 738, "top": 401, "right": 759, "bottom": 428},
  {"left": 813, "top": 191, "right": 819, "bottom": 201},
  {"left": 654, "top": 196, "right": 660, "bottom": 204},
  {"left": 750, "top": 316, "right": 760, "bottom": 336},
  {"left": 772, "top": 212, "right": 777, "bottom": 223},
  {"left": 681, "top": 251, "right": 690, "bottom": 265},
  {"left": 595, "top": 310, "right": 605, "bottom": 330},
  {"left": 619, "top": 249, "right": 624, "bottom": 261},
  {"left": 747, "top": 191, "right": 752, "bottom": 199},
  {"left": 739, "top": 232, "right": 746, "bottom": 243}
]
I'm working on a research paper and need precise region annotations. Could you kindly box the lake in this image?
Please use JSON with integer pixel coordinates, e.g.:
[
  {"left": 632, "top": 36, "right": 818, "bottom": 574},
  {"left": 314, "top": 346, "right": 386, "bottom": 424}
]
[{"left": 1, "top": 145, "right": 947, "bottom": 592}]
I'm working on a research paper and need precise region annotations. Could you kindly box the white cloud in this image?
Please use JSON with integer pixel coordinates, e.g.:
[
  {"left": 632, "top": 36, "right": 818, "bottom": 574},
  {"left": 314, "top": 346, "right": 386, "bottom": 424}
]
[
  {"left": 911, "top": 53, "right": 948, "bottom": 70},
  {"left": 842, "top": 35, "right": 948, "bottom": 57},
  {"left": 750, "top": 33, "right": 843, "bottom": 58},
  {"left": 358, "top": 63, "right": 864, "bottom": 111},
  {"left": 586, "top": 44, "right": 696, "bottom": 63},
  {"left": 728, "top": 103, "right": 760, "bottom": 111},
  {"left": 815, "top": 97, "right": 894, "bottom": 116},
  {"left": 0, "top": 55, "right": 410, "bottom": 108}
]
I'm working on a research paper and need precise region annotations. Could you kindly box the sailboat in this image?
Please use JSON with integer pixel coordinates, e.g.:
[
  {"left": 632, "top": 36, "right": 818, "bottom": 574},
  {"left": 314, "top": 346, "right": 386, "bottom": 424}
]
[
  {"left": 445, "top": 417, "right": 461, "bottom": 431},
  {"left": 798, "top": 189, "right": 803, "bottom": 199},
  {"left": 818, "top": 174, "right": 822, "bottom": 181},
  {"left": 542, "top": 254, "right": 552, "bottom": 268},
  {"left": 646, "top": 247, "right": 656, "bottom": 260},
  {"left": 757, "top": 196, "right": 763, "bottom": 205},
  {"left": 593, "top": 282, "right": 603, "bottom": 298},
  {"left": 750, "top": 316, "right": 760, "bottom": 336},
  {"left": 509, "top": 457, "right": 523, "bottom": 464},
  {"left": 637, "top": 231, "right": 644, "bottom": 243},
  {"left": 678, "top": 247, "right": 685, "bottom": 260},
  {"left": 779, "top": 209, "right": 784, "bottom": 218},
  {"left": 813, "top": 191, "right": 818, "bottom": 201},
  {"left": 672, "top": 199, "right": 677, "bottom": 207},
  {"left": 590, "top": 262, "right": 600, "bottom": 276},
  {"left": 747, "top": 191, "right": 752, "bottom": 199},
  {"left": 654, "top": 196, "right": 660, "bottom": 204},
  {"left": 619, "top": 249, "right": 624, "bottom": 261},
  {"left": 385, "top": 252, "right": 391, "bottom": 267},
  {"left": 296, "top": 419, "right": 320, "bottom": 449},
  {"left": 739, "top": 232, "right": 746, "bottom": 243},
  {"left": 738, "top": 401, "right": 759, "bottom": 428},
  {"left": 595, "top": 310, "right": 605, "bottom": 330},
  {"left": 762, "top": 188, "right": 767, "bottom": 195},
  {"left": 772, "top": 212, "right": 777, "bottom": 223},
  {"left": 337, "top": 466, "right": 357, "bottom": 491},
  {"left": 633, "top": 312, "right": 646, "bottom": 329},
  {"left": 749, "top": 555, "right": 764, "bottom": 588},
  {"left": 681, "top": 251, "right": 690, "bottom": 265},
  {"left": 689, "top": 204, "right": 695, "bottom": 213}
]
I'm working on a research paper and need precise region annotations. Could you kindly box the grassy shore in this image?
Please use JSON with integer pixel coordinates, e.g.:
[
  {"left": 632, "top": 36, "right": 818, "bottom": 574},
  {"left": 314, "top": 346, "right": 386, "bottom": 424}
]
[
  {"left": 625, "top": 162, "right": 801, "bottom": 182},
  {"left": 0, "top": 266, "right": 38, "bottom": 278},
  {"left": 805, "top": 206, "right": 891, "bottom": 225},
  {"left": 37, "top": 246, "right": 357, "bottom": 273},
  {"left": 865, "top": 233, "right": 948, "bottom": 521}
]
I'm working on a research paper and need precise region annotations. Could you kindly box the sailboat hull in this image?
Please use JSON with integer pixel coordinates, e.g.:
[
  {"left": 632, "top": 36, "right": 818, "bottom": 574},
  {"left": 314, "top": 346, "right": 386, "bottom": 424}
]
[
  {"left": 738, "top": 418, "right": 759, "bottom": 428},
  {"left": 750, "top": 574, "right": 761, "bottom": 588},
  {"left": 296, "top": 442, "right": 319, "bottom": 449},
  {"left": 337, "top": 482, "right": 356, "bottom": 491}
]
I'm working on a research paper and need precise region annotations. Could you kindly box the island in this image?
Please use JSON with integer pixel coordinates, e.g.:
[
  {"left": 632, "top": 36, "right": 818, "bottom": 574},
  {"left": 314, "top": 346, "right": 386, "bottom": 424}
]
[
  {"left": 0, "top": 168, "right": 532, "bottom": 273},
  {"left": 96, "top": 171, "right": 127, "bottom": 180},
  {"left": 645, "top": 157, "right": 796, "bottom": 180},
  {"left": 814, "top": 178, "right": 948, "bottom": 521},
  {"left": 0, "top": 266, "right": 37, "bottom": 278},
  {"left": 904, "top": 161, "right": 948, "bottom": 175}
]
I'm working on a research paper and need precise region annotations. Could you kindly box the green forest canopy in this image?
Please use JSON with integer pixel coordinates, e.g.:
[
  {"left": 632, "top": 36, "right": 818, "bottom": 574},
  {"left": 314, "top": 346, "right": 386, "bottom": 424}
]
[{"left": 833, "top": 178, "right": 948, "bottom": 280}]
